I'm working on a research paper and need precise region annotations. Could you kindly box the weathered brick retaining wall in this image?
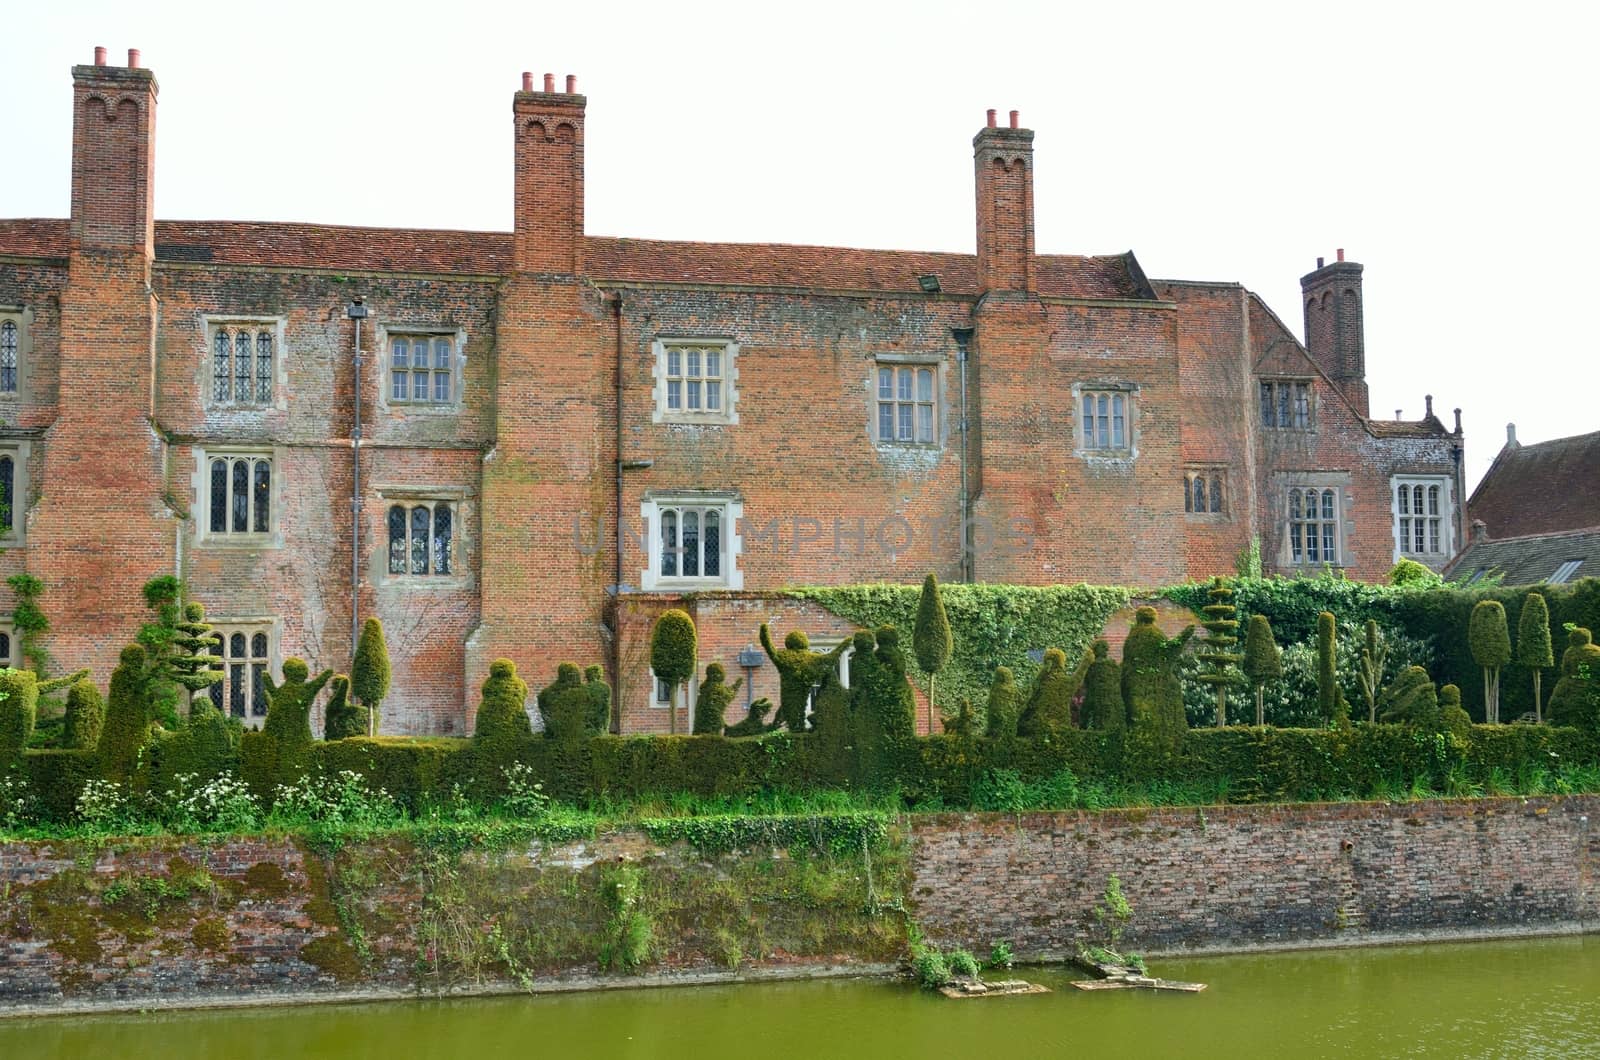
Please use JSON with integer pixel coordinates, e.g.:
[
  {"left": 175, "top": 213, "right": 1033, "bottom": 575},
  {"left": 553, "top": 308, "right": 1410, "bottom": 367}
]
[
  {"left": 908, "top": 796, "right": 1600, "bottom": 957},
  {"left": 3, "top": 796, "right": 1597, "bottom": 1013}
]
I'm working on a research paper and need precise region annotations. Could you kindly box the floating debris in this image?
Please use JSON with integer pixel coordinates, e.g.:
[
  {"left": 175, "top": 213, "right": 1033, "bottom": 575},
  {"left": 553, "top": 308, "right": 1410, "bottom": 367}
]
[
  {"left": 937, "top": 978, "right": 1051, "bottom": 999},
  {"left": 1070, "top": 976, "right": 1206, "bottom": 993}
]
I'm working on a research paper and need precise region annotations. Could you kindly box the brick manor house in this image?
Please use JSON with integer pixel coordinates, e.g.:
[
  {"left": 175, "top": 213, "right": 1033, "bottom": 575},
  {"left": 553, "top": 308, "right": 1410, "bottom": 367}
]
[{"left": 0, "top": 49, "right": 1466, "bottom": 734}]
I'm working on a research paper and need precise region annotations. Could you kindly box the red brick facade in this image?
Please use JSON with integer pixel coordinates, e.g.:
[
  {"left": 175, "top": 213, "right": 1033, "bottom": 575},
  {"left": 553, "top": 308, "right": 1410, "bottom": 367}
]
[{"left": 0, "top": 51, "right": 1465, "bottom": 734}]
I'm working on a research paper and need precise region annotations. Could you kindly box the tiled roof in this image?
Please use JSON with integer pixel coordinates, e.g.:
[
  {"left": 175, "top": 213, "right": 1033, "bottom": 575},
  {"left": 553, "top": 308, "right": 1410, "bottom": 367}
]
[
  {"left": 1469, "top": 430, "right": 1600, "bottom": 539},
  {"left": 1443, "top": 526, "right": 1600, "bottom": 587},
  {"left": 1367, "top": 416, "right": 1453, "bottom": 439},
  {"left": 0, "top": 218, "right": 1150, "bottom": 300}
]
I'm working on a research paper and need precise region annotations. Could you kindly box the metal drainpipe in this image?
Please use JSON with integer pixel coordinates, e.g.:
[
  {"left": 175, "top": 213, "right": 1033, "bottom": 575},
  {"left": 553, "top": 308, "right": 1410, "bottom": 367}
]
[
  {"left": 952, "top": 327, "right": 975, "bottom": 582},
  {"left": 612, "top": 294, "right": 624, "bottom": 732},
  {"left": 347, "top": 298, "right": 368, "bottom": 666}
]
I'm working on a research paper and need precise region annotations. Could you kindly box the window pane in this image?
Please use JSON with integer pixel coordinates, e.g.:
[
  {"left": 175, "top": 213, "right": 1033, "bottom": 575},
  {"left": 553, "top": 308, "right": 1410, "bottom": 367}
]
[
  {"left": 1307, "top": 525, "right": 1320, "bottom": 562},
  {"left": 388, "top": 505, "right": 407, "bottom": 573},
  {"left": 667, "top": 347, "right": 681, "bottom": 378},
  {"left": 215, "top": 331, "right": 231, "bottom": 401},
  {"left": 917, "top": 368, "right": 933, "bottom": 402},
  {"left": 1260, "top": 383, "right": 1273, "bottom": 427},
  {"left": 251, "top": 632, "right": 267, "bottom": 659},
  {"left": 433, "top": 372, "right": 449, "bottom": 403},
  {"left": 1295, "top": 384, "right": 1310, "bottom": 428},
  {"left": 667, "top": 379, "right": 681, "bottom": 410},
  {"left": 682, "top": 510, "right": 700, "bottom": 577},
  {"left": 231, "top": 632, "right": 246, "bottom": 657},
  {"left": 897, "top": 368, "right": 912, "bottom": 402},
  {"left": 434, "top": 504, "right": 452, "bottom": 575},
  {"left": 1291, "top": 523, "right": 1303, "bottom": 562},
  {"left": 1112, "top": 395, "right": 1125, "bottom": 448},
  {"left": 256, "top": 332, "right": 273, "bottom": 403},
  {"left": 392, "top": 339, "right": 409, "bottom": 369},
  {"left": 898, "top": 403, "right": 912, "bottom": 441},
  {"left": 434, "top": 338, "right": 451, "bottom": 370},
  {"left": 660, "top": 509, "right": 677, "bottom": 576},
  {"left": 235, "top": 333, "right": 251, "bottom": 402},
  {"left": 1192, "top": 478, "right": 1205, "bottom": 513},
  {"left": 1278, "top": 385, "right": 1290, "bottom": 428},
  {"left": 0, "top": 456, "right": 12, "bottom": 532},
  {"left": 1323, "top": 523, "right": 1336, "bottom": 562},
  {"left": 411, "top": 505, "right": 430, "bottom": 575},
  {"left": 251, "top": 663, "right": 266, "bottom": 717},
  {"left": 705, "top": 381, "right": 720, "bottom": 411},
  {"left": 1322, "top": 490, "right": 1336, "bottom": 521},
  {"left": 231, "top": 460, "right": 248, "bottom": 532},
  {"left": 229, "top": 662, "right": 245, "bottom": 717},
  {"left": 686, "top": 348, "right": 701, "bottom": 379},
  {"left": 414, "top": 369, "right": 428, "bottom": 398},
  {"left": 0, "top": 320, "right": 17, "bottom": 392},
  {"left": 1082, "top": 395, "right": 1094, "bottom": 446},
  {"left": 1210, "top": 477, "right": 1223, "bottom": 513},
  {"left": 1096, "top": 395, "right": 1109, "bottom": 449},
  {"left": 703, "top": 510, "right": 720, "bottom": 577},
  {"left": 705, "top": 349, "right": 721, "bottom": 378},
  {"left": 1397, "top": 485, "right": 1409, "bottom": 514},
  {"left": 878, "top": 368, "right": 892, "bottom": 399},
  {"left": 393, "top": 369, "right": 409, "bottom": 401},
  {"left": 878, "top": 403, "right": 893, "bottom": 440},
  {"left": 1428, "top": 520, "right": 1440, "bottom": 553},
  {"left": 687, "top": 380, "right": 701, "bottom": 409},
  {"left": 252, "top": 460, "right": 270, "bottom": 533},
  {"left": 917, "top": 404, "right": 933, "bottom": 443},
  {"left": 209, "top": 670, "right": 224, "bottom": 712},
  {"left": 210, "top": 459, "right": 227, "bottom": 532},
  {"left": 1290, "top": 489, "right": 1302, "bottom": 520},
  {"left": 1414, "top": 519, "right": 1424, "bottom": 553},
  {"left": 1427, "top": 486, "right": 1439, "bottom": 516},
  {"left": 1184, "top": 476, "right": 1193, "bottom": 513}
]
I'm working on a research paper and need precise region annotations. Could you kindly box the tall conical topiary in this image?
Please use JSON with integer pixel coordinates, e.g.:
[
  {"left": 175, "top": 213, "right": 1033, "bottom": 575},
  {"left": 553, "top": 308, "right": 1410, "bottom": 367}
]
[
  {"left": 1469, "top": 600, "right": 1512, "bottom": 724},
  {"left": 1355, "top": 619, "right": 1388, "bottom": 725},
  {"left": 984, "top": 666, "right": 1021, "bottom": 738},
  {"left": 913, "top": 572, "right": 953, "bottom": 733},
  {"left": 1017, "top": 647, "right": 1091, "bottom": 736},
  {"left": 1242, "top": 614, "right": 1282, "bottom": 727},
  {"left": 1516, "top": 592, "right": 1554, "bottom": 723},
  {"left": 351, "top": 618, "right": 391, "bottom": 737},
  {"left": 692, "top": 663, "right": 741, "bottom": 735},
  {"left": 1194, "top": 578, "right": 1244, "bottom": 726},
  {"left": 1082, "top": 640, "right": 1125, "bottom": 732},
  {"left": 171, "top": 602, "right": 223, "bottom": 716},
  {"left": 99, "top": 645, "right": 152, "bottom": 784},
  {"left": 651, "top": 609, "right": 697, "bottom": 735},
  {"left": 63, "top": 678, "right": 106, "bottom": 750},
  {"left": 1316, "top": 612, "right": 1348, "bottom": 727}
]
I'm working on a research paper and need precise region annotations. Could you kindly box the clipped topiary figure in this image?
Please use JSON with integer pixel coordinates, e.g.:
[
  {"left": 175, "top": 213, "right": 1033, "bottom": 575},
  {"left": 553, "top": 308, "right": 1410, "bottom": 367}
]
[
  {"left": 584, "top": 665, "right": 612, "bottom": 736},
  {"left": 351, "top": 617, "right": 391, "bottom": 737},
  {"left": 652, "top": 609, "right": 697, "bottom": 735},
  {"left": 1242, "top": 614, "right": 1282, "bottom": 727},
  {"left": 1377, "top": 666, "right": 1440, "bottom": 729},
  {"left": 913, "top": 572, "right": 953, "bottom": 733},
  {"left": 759, "top": 623, "right": 838, "bottom": 734},
  {"left": 1548, "top": 627, "right": 1600, "bottom": 731},
  {"left": 1122, "top": 607, "right": 1195, "bottom": 760},
  {"left": 63, "top": 678, "right": 106, "bottom": 751},
  {"left": 724, "top": 696, "right": 781, "bottom": 737},
  {"left": 810, "top": 669, "right": 852, "bottom": 750},
  {"left": 1517, "top": 591, "right": 1555, "bottom": 723},
  {"left": 322, "top": 675, "right": 365, "bottom": 741},
  {"left": 942, "top": 697, "right": 976, "bottom": 737},
  {"left": 537, "top": 662, "right": 593, "bottom": 742},
  {"left": 152, "top": 696, "right": 236, "bottom": 790},
  {"left": 1082, "top": 640, "right": 1125, "bottom": 732},
  {"left": 171, "top": 602, "right": 223, "bottom": 716},
  {"left": 1470, "top": 600, "right": 1513, "bottom": 724},
  {"left": 250, "top": 658, "right": 332, "bottom": 790},
  {"left": 1438, "top": 684, "right": 1473, "bottom": 739},
  {"left": 99, "top": 645, "right": 152, "bottom": 784},
  {"left": 692, "top": 662, "right": 742, "bottom": 735},
  {"left": 984, "top": 666, "right": 1021, "bottom": 738},
  {"left": 135, "top": 575, "right": 186, "bottom": 729},
  {"left": 851, "top": 627, "right": 916, "bottom": 784},
  {"left": 1017, "top": 647, "right": 1091, "bottom": 736},
  {"left": 1194, "top": 579, "right": 1244, "bottom": 727},
  {"left": 1316, "top": 612, "right": 1349, "bottom": 727},
  {"left": 0, "top": 669, "right": 39, "bottom": 768},
  {"left": 475, "top": 658, "right": 533, "bottom": 743}
]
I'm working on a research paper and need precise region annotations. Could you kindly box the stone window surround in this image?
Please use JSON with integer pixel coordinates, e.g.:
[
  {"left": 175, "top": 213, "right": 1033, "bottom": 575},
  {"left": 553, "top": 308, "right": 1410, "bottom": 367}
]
[
  {"left": 0, "top": 618, "right": 15, "bottom": 669},
  {"left": 1275, "top": 471, "right": 1352, "bottom": 568},
  {"left": 1260, "top": 376, "right": 1315, "bottom": 431},
  {"left": 0, "top": 306, "right": 33, "bottom": 402},
  {"left": 376, "top": 485, "right": 469, "bottom": 585},
  {"left": 1390, "top": 474, "right": 1455, "bottom": 562},
  {"left": 869, "top": 353, "right": 945, "bottom": 449},
  {"left": 201, "top": 315, "right": 288, "bottom": 412},
  {"left": 0, "top": 439, "right": 31, "bottom": 547},
  {"left": 204, "top": 616, "right": 278, "bottom": 727},
  {"left": 1184, "top": 465, "right": 1229, "bottom": 518},
  {"left": 192, "top": 444, "right": 283, "bottom": 549},
  {"left": 650, "top": 337, "right": 740, "bottom": 426},
  {"left": 638, "top": 490, "right": 745, "bottom": 592},
  {"left": 1071, "top": 379, "right": 1140, "bottom": 461},
  {"left": 375, "top": 322, "right": 469, "bottom": 414}
]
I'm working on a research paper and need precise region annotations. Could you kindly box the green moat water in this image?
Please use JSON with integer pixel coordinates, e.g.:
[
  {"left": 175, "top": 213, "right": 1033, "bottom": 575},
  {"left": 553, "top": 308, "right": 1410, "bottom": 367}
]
[{"left": 5, "top": 936, "right": 1599, "bottom": 1058}]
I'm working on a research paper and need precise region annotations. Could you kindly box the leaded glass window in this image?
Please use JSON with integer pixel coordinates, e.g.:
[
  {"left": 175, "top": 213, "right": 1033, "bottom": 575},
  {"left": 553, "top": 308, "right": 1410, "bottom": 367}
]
[
  {"left": 655, "top": 503, "right": 726, "bottom": 582},
  {"left": 1184, "top": 470, "right": 1225, "bottom": 515},
  {"left": 0, "top": 320, "right": 18, "bottom": 393},
  {"left": 0, "top": 455, "right": 12, "bottom": 534},
  {"left": 389, "top": 335, "right": 455, "bottom": 405},
  {"left": 1260, "top": 380, "right": 1312, "bottom": 429},
  {"left": 386, "top": 501, "right": 455, "bottom": 576},
  {"left": 207, "top": 454, "right": 272, "bottom": 536},
  {"left": 1081, "top": 390, "right": 1129, "bottom": 451},
  {"left": 211, "top": 325, "right": 275, "bottom": 406},
  {"left": 876, "top": 364, "right": 936, "bottom": 444},
  {"left": 659, "top": 341, "right": 736, "bottom": 421},
  {"left": 1289, "top": 487, "right": 1340, "bottom": 565},
  {"left": 1395, "top": 477, "right": 1449, "bottom": 557},
  {"left": 207, "top": 625, "right": 271, "bottom": 721}
]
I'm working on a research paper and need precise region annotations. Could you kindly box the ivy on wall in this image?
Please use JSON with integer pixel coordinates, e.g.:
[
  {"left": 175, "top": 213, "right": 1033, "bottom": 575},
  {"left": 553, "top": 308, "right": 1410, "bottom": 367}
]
[{"left": 787, "top": 583, "right": 1133, "bottom": 722}]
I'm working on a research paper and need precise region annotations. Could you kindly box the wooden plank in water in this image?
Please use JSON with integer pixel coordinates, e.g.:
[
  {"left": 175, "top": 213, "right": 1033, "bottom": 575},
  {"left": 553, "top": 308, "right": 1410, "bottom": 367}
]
[
  {"left": 1071, "top": 977, "right": 1207, "bottom": 993},
  {"left": 937, "top": 979, "right": 1051, "bottom": 999}
]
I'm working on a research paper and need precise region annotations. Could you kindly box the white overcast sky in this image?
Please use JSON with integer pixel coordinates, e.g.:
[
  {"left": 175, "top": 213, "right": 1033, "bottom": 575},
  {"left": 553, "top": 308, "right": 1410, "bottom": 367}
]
[{"left": 5, "top": 0, "right": 1594, "bottom": 494}]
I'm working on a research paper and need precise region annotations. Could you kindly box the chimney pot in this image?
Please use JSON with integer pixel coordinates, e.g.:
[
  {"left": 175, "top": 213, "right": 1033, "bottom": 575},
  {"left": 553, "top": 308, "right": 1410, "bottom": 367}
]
[
  {"left": 127, "top": 48, "right": 140, "bottom": 68},
  {"left": 522, "top": 71, "right": 533, "bottom": 92},
  {"left": 1425, "top": 394, "right": 1434, "bottom": 416},
  {"left": 1453, "top": 408, "right": 1462, "bottom": 434},
  {"left": 986, "top": 109, "right": 996, "bottom": 128},
  {"left": 543, "top": 72, "right": 554, "bottom": 93},
  {"left": 94, "top": 45, "right": 106, "bottom": 66},
  {"left": 566, "top": 74, "right": 576, "bottom": 93},
  {"left": 1506, "top": 423, "right": 1518, "bottom": 446},
  {"left": 1009, "top": 110, "right": 1019, "bottom": 129},
  {"left": 1396, "top": 410, "right": 1403, "bottom": 419},
  {"left": 1471, "top": 519, "right": 1489, "bottom": 543},
  {"left": 1317, "top": 256, "right": 1325, "bottom": 269},
  {"left": 1336, "top": 247, "right": 1345, "bottom": 262}
]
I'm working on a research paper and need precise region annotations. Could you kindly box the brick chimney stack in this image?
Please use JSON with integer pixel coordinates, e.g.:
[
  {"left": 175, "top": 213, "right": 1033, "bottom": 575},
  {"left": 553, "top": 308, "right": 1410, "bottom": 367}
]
[
  {"left": 973, "top": 109, "right": 1035, "bottom": 295},
  {"left": 70, "top": 45, "right": 158, "bottom": 257},
  {"left": 513, "top": 71, "right": 586, "bottom": 275},
  {"left": 1300, "top": 251, "right": 1368, "bottom": 416}
]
